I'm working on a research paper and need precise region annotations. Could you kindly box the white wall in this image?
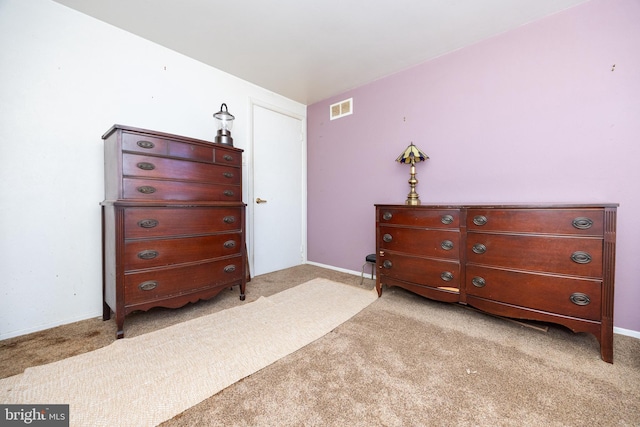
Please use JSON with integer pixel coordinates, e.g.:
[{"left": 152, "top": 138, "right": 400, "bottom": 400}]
[{"left": 0, "top": 0, "right": 306, "bottom": 339}]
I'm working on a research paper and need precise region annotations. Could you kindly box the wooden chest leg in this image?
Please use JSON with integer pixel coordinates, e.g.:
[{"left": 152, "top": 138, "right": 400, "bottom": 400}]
[{"left": 115, "top": 312, "right": 125, "bottom": 339}]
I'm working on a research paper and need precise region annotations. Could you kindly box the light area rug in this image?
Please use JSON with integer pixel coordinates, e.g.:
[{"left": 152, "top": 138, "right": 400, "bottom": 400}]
[{"left": 0, "top": 278, "right": 377, "bottom": 427}]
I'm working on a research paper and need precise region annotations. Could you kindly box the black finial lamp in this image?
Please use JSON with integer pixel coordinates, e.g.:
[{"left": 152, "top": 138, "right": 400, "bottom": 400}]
[
  {"left": 396, "top": 142, "right": 429, "bottom": 205},
  {"left": 213, "top": 103, "right": 235, "bottom": 146}
]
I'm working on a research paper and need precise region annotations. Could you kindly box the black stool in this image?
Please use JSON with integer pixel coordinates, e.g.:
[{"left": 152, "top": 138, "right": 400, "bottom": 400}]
[{"left": 360, "top": 253, "right": 376, "bottom": 285}]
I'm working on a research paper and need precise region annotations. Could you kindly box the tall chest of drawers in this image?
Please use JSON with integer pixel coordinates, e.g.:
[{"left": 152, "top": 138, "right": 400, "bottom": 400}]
[
  {"left": 376, "top": 204, "right": 618, "bottom": 362},
  {"left": 102, "top": 125, "right": 246, "bottom": 338}
]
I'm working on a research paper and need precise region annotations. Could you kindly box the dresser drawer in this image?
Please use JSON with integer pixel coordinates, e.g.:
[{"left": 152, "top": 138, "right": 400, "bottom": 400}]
[
  {"left": 214, "top": 148, "right": 242, "bottom": 167},
  {"left": 379, "top": 226, "right": 460, "bottom": 260},
  {"left": 122, "top": 132, "right": 169, "bottom": 156},
  {"left": 123, "top": 153, "right": 240, "bottom": 184},
  {"left": 378, "top": 207, "right": 460, "bottom": 229},
  {"left": 124, "top": 232, "right": 242, "bottom": 270},
  {"left": 466, "top": 233, "right": 603, "bottom": 278},
  {"left": 168, "top": 140, "right": 213, "bottom": 162},
  {"left": 466, "top": 265, "right": 602, "bottom": 321},
  {"left": 122, "top": 131, "right": 214, "bottom": 163},
  {"left": 467, "top": 208, "right": 604, "bottom": 236},
  {"left": 379, "top": 253, "right": 460, "bottom": 290},
  {"left": 124, "top": 206, "right": 243, "bottom": 238},
  {"left": 123, "top": 178, "right": 241, "bottom": 201},
  {"left": 124, "top": 256, "right": 244, "bottom": 305}
]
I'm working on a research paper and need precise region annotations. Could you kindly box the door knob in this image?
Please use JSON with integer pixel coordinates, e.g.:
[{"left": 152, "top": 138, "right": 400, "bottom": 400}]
[{"left": 256, "top": 198, "right": 268, "bottom": 204}]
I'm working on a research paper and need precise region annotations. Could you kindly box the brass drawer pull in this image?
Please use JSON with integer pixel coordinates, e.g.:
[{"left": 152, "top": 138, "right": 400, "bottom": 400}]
[
  {"left": 383, "top": 234, "right": 393, "bottom": 243},
  {"left": 570, "top": 292, "right": 591, "bottom": 306},
  {"left": 137, "top": 219, "right": 158, "bottom": 228},
  {"left": 441, "top": 214, "right": 454, "bottom": 224},
  {"left": 572, "top": 217, "right": 594, "bottom": 230},
  {"left": 137, "top": 140, "right": 155, "bottom": 149},
  {"left": 223, "top": 190, "right": 235, "bottom": 197},
  {"left": 137, "top": 162, "right": 155, "bottom": 170},
  {"left": 138, "top": 280, "right": 158, "bottom": 291},
  {"left": 224, "top": 265, "right": 236, "bottom": 273},
  {"left": 441, "top": 240, "right": 454, "bottom": 250},
  {"left": 383, "top": 212, "right": 393, "bottom": 221},
  {"left": 472, "top": 277, "right": 486, "bottom": 288},
  {"left": 473, "top": 215, "right": 487, "bottom": 226},
  {"left": 223, "top": 154, "right": 234, "bottom": 162},
  {"left": 571, "top": 251, "right": 592, "bottom": 264},
  {"left": 223, "top": 240, "right": 236, "bottom": 249},
  {"left": 137, "top": 186, "right": 156, "bottom": 194},
  {"left": 382, "top": 260, "right": 393, "bottom": 269},
  {"left": 137, "top": 250, "right": 159, "bottom": 260},
  {"left": 223, "top": 216, "right": 235, "bottom": 224},
  {"left": 472, "top": 243, "right": 487, "bottom": 254},
  {"left": 223, "top": 172, "right": 234, "bottom": 178},
  {"left": 440, "top": 271, "right": 454, "bottom": 282}
]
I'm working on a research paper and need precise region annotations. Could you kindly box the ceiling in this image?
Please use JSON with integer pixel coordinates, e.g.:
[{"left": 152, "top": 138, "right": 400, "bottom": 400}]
[{"left": 52, "top": 0, "right": 589, "bottom": 105}]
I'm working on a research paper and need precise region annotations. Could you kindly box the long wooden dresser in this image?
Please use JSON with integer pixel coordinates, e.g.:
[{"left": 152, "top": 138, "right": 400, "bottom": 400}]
[
  {"left": 102, "top": 125, "right": 246, "bottom": 338},
  {"left": 375, "top": 204, "right": 618, "bottom": 362}
]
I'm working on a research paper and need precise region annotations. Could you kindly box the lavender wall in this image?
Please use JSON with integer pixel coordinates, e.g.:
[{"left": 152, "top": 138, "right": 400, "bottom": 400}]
[{"left": 307, "top": 0, "right": 640, "bottom": 332}]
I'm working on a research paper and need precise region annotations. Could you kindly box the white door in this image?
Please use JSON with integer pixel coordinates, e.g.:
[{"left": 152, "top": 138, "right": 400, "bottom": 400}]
[{"left": 251, "top": 103, "right": 304, "bottom": 276}]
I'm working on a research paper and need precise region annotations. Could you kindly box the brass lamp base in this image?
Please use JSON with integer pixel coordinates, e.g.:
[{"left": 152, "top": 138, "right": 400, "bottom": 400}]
[
  {"left": 405, "top": 197, "right": 421, "bottom": 205},
  {"left": 405, "top": 163, "right": 421, "bottom": 205}
]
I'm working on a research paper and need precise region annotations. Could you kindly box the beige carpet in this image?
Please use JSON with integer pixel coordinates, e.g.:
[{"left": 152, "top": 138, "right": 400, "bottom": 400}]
[{"left": 0, "top": 278, "right": 377, "bottom": 427}]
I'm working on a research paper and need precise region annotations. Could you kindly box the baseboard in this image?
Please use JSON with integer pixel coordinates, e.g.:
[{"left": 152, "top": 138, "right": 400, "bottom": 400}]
[
  {"left": 303, "top": 262, "right": 640, "bottom": 340},
  {"left": 614, "top": 326, "right": 640, "bottom": 339},
  {"left": 305, "top": 260, "right": 375, "bottom": 280},
  {"left": 0, "top": 311, "right": 102, "bottom": 341}
]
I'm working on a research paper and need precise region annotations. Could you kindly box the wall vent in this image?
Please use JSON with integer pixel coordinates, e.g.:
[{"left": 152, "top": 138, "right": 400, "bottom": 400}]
[{"left": 329, "top": 98, "right": 353, "bottom": 120}]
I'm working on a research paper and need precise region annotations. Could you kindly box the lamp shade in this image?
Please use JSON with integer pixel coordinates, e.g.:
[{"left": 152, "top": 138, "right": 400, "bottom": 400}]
[
  {"left": 396, "top": 142, "right": 429, "bottom": 164},
  {"left": 213, "top": 103, "right": 235, "bottom": 132}
]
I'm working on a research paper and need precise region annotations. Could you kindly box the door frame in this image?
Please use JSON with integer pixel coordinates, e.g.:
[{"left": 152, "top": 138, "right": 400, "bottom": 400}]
[{"left": 247, "top": 98, "right": 307, "bottom": 276}]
